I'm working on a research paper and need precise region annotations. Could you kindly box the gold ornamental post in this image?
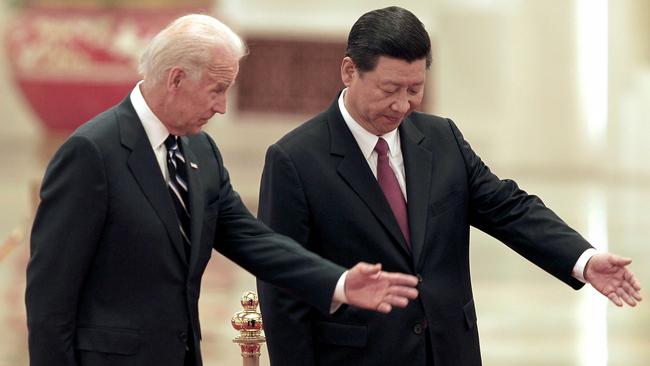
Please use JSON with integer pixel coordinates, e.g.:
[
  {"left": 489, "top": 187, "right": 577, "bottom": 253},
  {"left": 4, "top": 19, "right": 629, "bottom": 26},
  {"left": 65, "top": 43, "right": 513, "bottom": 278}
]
[{"left": 231, "top": 291, "right": 266, "bottom": 366}]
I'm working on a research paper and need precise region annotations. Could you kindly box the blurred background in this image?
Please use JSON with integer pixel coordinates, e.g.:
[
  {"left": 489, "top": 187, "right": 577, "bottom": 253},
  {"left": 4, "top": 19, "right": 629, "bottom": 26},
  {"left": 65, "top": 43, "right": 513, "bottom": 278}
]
[{"left": 1, "top": 0, "right": 649, "bottom": 365}]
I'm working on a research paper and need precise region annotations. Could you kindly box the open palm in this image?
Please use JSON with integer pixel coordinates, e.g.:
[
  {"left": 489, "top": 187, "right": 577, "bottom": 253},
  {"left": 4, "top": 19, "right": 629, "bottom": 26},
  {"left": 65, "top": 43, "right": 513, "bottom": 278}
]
[{"left": 585, "top": 253, "right": 642, "bottom": 307}]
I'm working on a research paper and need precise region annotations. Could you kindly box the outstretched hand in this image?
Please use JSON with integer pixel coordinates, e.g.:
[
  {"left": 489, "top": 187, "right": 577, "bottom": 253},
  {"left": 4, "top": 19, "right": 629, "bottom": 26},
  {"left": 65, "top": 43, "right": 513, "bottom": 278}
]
[
  {"left": 585, "top": 253, "right": 642, "bottom": 307},
  {"left": 344, "top": 262, "right": 419, "bottom": 313}
]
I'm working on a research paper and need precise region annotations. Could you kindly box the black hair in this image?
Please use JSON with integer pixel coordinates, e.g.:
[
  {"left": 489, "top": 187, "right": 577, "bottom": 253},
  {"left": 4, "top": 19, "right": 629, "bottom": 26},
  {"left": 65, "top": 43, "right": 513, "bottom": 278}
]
[{"left": 345, "top": 6, "right": 432, "bottom": 72}]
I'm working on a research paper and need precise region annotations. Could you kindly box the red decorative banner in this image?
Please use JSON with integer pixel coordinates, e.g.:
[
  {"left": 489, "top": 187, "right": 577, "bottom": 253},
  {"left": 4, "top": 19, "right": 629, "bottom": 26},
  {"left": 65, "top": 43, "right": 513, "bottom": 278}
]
[{"left": 5, "top": 6, "right": 208, "bottom": 132}]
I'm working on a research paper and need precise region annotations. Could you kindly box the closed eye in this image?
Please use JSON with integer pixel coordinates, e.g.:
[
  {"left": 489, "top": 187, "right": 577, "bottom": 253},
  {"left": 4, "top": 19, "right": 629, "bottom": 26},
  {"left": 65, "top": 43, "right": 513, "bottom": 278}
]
[{"left": 212, "top": 82, "right": 231, "bottom": 95}]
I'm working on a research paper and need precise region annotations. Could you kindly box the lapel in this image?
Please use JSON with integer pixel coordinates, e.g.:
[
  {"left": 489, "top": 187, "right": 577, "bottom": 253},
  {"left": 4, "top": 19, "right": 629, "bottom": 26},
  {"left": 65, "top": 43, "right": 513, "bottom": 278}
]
[
  {"left": 327, "top": 98, "right": 411, "bottom": 258},
  {"left": 117, "top": 98, "right": 188, "bottom": 265},
  {"left": 179, "top": 136, "right": 204, "bottom": 272},
  {"left": 399, "top": 118, "right": 433, "bottom": 269}
]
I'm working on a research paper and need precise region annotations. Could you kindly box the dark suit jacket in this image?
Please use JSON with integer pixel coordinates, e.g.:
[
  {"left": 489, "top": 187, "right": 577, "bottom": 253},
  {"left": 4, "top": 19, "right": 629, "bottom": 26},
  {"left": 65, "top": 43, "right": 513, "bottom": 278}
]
[
  {"left": 257, "top": 95, "right": 593, "bottom": 366},
  {"left": 25, "top": 96, "right": 344, "bottom": 366}
]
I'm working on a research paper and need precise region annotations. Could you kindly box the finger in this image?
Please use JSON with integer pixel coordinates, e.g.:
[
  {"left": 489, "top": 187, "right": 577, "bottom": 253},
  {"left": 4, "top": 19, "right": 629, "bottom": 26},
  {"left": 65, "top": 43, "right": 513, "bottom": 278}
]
[
  {"left": 624, "top": 272, "right": 642, "bottom": 291},
  {"left": 387, "top": 286, "right": 419, "bottom": 300},
  {"left": 382, "top": 294, "right": 409, "bottom": 308},
  {"left": 608, "top": 292, "right": 623, "bottom": 307},
  {"left": 376, "top": 303, "right": 392, "bottom": 314},
  {"left": 356, "top": 262, "right": 381, "bottom": 275},
  {"left": 622, "top": 281, "right": 643, "bottom": 302},
  {"left": 617, "top": 288, "right": 637, "bottom": 307},
  {"left": 609, "top": 254, "right": 632, "bottom": 267},
  {"left": 628, "top": 288, "right": 643, "bottom": 302},
  {"left": 382, "top": 272, "right": 419, "bottom": 286},
  {"left": 632, "top": 278, "right": 642, "bottom": 291}
]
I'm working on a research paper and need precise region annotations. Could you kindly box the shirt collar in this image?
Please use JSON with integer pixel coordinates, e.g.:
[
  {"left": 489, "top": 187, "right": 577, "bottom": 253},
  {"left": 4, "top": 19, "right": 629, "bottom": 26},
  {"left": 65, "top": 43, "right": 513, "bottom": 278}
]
[
  {"left": 338, "top": 88, "right": 400, "bottom": 159},
  {"left": 130, "top": 81, "right": 170, "bottom": 150}
]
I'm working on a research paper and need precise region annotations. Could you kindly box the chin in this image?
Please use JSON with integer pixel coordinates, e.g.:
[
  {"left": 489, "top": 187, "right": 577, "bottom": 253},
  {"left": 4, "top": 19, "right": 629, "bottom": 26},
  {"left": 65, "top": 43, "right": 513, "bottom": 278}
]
[
  {"left": 381, "top": 115, "right": 402, "bottom": 124},
  {"left": 383, "top": 121, "right": 403, "bottom": 133}
]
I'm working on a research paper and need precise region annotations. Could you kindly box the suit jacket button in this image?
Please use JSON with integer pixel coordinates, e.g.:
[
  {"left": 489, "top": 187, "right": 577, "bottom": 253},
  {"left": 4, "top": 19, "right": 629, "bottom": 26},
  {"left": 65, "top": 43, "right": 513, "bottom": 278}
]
[
  {"left": 413, "top": 323, "right": 423, "bottom": 335},
  {"left": 417, "top": 274, "right": 423, "bottom": 283}
]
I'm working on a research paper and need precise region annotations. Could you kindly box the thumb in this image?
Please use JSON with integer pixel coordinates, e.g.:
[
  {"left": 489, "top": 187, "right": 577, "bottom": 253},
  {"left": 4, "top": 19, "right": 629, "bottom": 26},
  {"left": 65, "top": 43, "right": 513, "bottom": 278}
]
[
  {"left": 356, "top": 262, "right": 382, "bottom": 275},
  {"left": 609, "top": 254, "right": 632, "bottom": 267}
]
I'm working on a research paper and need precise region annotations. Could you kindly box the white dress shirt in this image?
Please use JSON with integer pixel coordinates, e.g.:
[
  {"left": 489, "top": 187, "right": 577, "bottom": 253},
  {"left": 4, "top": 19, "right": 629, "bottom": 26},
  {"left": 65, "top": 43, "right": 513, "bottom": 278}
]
[{"left": 130, "top": 81, "right": 171, "bottom": 180}]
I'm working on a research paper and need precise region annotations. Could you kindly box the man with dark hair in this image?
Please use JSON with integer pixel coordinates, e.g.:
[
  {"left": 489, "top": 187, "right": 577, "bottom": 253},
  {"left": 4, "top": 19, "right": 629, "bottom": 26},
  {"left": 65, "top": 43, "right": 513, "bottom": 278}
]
[{"left": 257, "top": 6, "right": 641, "bottom": 366}]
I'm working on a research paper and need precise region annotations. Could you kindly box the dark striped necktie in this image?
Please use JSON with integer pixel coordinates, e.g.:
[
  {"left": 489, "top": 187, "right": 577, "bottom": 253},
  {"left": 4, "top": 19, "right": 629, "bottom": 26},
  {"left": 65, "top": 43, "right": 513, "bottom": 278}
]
[{"left": 165, "top": 135, "right": 191, "bottom": 253}]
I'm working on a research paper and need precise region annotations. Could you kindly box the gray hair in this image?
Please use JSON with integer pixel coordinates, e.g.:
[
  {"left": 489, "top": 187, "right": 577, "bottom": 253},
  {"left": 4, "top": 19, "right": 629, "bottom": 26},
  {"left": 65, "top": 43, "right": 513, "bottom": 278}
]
[{"left": 138, "top": 14, "right": 247, "bottom": 82}]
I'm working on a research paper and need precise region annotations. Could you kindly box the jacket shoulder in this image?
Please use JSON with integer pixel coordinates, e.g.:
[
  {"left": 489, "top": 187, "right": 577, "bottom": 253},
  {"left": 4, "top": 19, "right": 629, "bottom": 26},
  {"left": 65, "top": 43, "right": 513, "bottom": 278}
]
[
  {"left": 274, "top": 111, "right": 329, "bottom": 153},
  {"left": 69, "top": 100, "right": 127, "bottom": 146},
  {"left": 408, "top": 111, "right": 454, "bottom": 134},
  {"left": 186, "top": 131, "right": 221, "bottom": 160}
]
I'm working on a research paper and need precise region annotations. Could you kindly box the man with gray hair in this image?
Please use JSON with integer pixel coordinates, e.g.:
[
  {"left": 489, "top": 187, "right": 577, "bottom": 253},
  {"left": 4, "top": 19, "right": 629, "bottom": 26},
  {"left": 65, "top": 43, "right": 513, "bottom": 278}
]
[{"left": 25, "top": 14, "right": 420, "bottom": 366}]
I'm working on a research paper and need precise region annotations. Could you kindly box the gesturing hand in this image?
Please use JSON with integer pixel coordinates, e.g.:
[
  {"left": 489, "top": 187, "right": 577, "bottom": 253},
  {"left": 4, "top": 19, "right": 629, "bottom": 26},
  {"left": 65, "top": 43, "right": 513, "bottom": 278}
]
[
  {"left": 585, "top": 253, "right": 642, "bottom": 307},
  {"left": 344, "top": 262, "right": 419, "bottom": 313}
]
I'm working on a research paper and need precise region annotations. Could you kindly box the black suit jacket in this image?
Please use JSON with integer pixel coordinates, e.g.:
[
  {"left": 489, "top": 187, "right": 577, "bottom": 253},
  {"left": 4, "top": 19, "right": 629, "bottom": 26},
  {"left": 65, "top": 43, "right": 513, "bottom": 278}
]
[
  {"left": 257, "top": 95, "right": 593, "bottom": 366},
  {"left": 25, "top": 96, "right": 344, "bottom": 366}
]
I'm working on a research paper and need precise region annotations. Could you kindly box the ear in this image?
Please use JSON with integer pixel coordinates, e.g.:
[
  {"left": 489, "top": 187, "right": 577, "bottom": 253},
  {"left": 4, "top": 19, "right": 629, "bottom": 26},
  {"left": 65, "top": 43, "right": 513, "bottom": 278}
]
[
  {"left": 166, "top": 66, "right": 186, "bottom": 93},
  {"left": 341, "top": 57, "right": 357, "bottom": 87}
]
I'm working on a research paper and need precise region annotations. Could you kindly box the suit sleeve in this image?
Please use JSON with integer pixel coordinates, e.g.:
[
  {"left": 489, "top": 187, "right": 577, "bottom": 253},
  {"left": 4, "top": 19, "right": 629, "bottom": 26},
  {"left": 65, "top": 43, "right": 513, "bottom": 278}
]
[
  {"left": 256, "top": 143, "right": 318, "bottom": 366},
  {"left": 447, "top": 119, "right": 593, "bottom": 289},
  {"left": 26, "top": 135, "right": 107, "bottom": 366},
  {"left": 204, "top": 136, "right": 344, "bottom": 316}
]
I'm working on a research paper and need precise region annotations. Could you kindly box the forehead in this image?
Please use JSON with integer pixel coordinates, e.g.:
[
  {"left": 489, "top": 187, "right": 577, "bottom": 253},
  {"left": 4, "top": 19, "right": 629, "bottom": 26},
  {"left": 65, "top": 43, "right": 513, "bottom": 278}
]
[
  {"left": 365, "top": 56, "right": 427, "bottom": 84},
  {"left": 203, "top": 50, "right": 240, "bottom": 83}
]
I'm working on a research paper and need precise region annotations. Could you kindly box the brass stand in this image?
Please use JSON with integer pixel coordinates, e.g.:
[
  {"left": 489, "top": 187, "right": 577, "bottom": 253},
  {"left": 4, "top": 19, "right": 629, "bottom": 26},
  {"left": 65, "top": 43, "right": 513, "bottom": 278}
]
[{"left": 231, "top": 291, "right": 266, "bottom": 366}]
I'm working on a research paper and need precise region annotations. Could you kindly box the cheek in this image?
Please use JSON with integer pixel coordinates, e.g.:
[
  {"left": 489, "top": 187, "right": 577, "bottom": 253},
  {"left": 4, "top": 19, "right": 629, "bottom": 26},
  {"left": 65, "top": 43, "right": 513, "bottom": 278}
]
[
  {"left": 411, "top": 92, "right": 425, "bottom": 109},
  {"left": 364, "top": 92, "right": 388, "bottom": 111},
  {"left": 188, "top": 97, "right": 209, "bottom": 116},
  {"left": 372, "top": 98, "right": 393, "bottom": 115}
]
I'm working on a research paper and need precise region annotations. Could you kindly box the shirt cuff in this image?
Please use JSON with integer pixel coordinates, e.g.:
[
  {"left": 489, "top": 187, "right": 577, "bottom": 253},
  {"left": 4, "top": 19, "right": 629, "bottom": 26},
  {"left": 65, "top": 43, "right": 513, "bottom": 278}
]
[
  {"left": 572, "top": 248, "right": 599, "bottom": 283},
  {"left": 330, "top": 270, "right": 349, "bottom": 314}
]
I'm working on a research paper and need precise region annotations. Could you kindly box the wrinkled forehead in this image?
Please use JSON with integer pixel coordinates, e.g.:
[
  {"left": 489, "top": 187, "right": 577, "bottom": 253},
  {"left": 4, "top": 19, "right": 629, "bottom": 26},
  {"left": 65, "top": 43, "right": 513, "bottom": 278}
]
[{"left": 204, "top": 47, "right": 240, "bottom": 81}]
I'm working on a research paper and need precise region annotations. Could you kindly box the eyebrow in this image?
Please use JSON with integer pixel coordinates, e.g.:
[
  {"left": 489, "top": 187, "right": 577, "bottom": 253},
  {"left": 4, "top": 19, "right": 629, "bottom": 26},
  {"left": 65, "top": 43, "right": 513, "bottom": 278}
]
[
  {"left": 213, "top": 82, "right": 231, "bottom": 91},
  {"left": 381, "top": 81, "right": 425, "bottom": 87}
]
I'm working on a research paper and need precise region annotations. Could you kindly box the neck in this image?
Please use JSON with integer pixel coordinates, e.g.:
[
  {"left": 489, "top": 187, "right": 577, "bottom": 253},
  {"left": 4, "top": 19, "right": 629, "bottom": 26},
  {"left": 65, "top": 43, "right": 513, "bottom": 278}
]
[{"left": 140, "top": 80, "right": 173, "bottom": 131}]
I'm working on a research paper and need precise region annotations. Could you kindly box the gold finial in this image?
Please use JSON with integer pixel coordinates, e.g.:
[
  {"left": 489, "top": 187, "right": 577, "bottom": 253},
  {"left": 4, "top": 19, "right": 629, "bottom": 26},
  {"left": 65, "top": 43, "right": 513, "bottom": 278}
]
[{"left": 232, "top": 291, "right": 265, "bottom": 362}]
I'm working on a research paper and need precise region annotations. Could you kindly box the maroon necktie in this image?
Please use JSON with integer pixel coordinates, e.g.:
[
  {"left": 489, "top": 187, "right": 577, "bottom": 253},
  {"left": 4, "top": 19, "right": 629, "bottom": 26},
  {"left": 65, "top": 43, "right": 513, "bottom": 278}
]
[{"left": 374, "top": 138, "right": 410, "bottom": 246}]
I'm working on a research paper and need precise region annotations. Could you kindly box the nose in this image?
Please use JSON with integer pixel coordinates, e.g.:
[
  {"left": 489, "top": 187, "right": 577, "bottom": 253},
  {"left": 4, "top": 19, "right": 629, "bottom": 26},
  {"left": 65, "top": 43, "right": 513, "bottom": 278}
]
[
  {"left": 212, "top": 95, "right": 227, "bottom": 114},
  {"left": 391, "top": 99, "right": 409, "bottom": 114},
  {"left": 391, "top": 93, "right": 411, "bottom": 114}
]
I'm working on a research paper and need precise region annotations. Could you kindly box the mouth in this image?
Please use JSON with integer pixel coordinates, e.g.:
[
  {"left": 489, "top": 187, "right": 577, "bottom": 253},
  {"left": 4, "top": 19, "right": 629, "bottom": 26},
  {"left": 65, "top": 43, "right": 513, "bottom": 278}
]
[{"left": 384, "top": 115, "right": 402, "bottom": 123}]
